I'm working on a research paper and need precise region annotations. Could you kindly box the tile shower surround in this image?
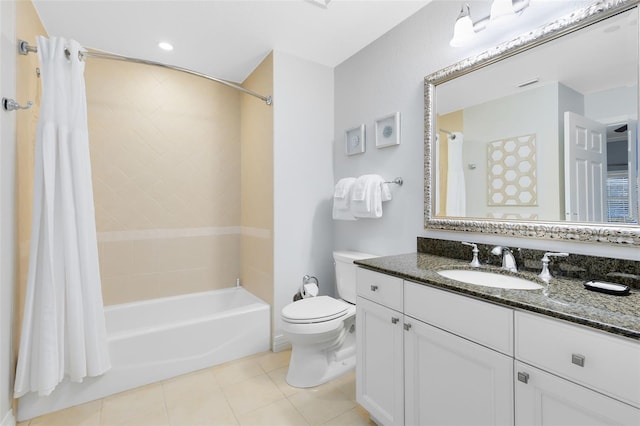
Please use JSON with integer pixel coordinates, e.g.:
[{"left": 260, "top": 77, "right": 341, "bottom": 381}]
[{"left": 418, "top": 237, "right": 640, "bottom": 289}]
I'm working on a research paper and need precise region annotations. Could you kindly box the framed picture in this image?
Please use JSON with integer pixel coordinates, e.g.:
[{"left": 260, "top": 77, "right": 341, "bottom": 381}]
[
  {"left": 375, "top": 112, "right": 401, "bottom": 148},
  {"left": 345, "top": 124, "right": 366, "bottom": 156}
]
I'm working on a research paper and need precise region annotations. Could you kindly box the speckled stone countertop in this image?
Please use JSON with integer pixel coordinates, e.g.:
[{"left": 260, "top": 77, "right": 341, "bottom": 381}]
[{"left": 355, "top": 253, "right": 640, "bottom": 341}]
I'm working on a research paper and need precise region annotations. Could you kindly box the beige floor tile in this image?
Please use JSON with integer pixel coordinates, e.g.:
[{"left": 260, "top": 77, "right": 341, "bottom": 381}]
[
  {"left": 163, "top": 369, "right": 236, "bottom": 425},
  {"left": 288, "top": 387, "right": 356, "bottom": 425},
  {"left": 165, "top": 387, "right": 238, "bottom": 426},
  {"left": 162, "top": 368, "right": 220, "bottom": 399},
  {"left": 321, "top": 406, "right": 374, "bottom": 426},
  {"left": 267, "top": 366, "right": 301, "bottom": 397},
  {"left": 223, "top": 374, "right": 285, "bottom": 416},
  {"left": 101, "top": 383, "right": 169, "bottom": 426},
  {"left": 236, "top": 398, "right": 309, "bottom": 426},
  {"left": 29, "top": 400, "right": 102, "bottom": 426},
  {"left": 330, "top": 371, "right": 356, "bottom": 401},
  {"left": 256, "top": 350, "right": 291, "bottom": 373},
  {"left": 213, "top": 357, "right": 265, "bottom": 387}
]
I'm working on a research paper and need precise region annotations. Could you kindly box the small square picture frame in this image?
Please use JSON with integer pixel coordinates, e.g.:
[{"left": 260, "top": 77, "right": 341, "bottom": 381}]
[
  {"left": 345, "top": 124, "right": 366, "bottom": 156},
  {"left": 375, "top": 112, "right": 401, "bottom": 148}
]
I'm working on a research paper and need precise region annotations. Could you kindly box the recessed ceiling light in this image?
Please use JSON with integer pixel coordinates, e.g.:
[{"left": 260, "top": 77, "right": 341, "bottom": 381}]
[{"left": 158, "top": 41, "right": 174, "bottom": 51}]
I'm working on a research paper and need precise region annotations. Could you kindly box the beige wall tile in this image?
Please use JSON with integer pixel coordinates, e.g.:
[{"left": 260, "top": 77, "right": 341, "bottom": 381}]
[{"left": 15, "top": 0, "right": 48, "bottom": 366}]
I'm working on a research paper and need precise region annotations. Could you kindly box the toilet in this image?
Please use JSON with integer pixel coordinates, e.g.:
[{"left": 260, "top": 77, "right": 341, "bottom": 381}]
[{"left": 281, "top": 250, "right": 375, "bottom": 388}]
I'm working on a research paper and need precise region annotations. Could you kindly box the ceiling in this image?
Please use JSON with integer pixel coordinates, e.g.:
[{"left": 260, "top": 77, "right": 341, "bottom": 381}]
[
  {"left": 437, "top": 7, "right": 639, "bottom": 115},
  {"left": 32, "top": 0, "right": 432, "bottom": 83}
]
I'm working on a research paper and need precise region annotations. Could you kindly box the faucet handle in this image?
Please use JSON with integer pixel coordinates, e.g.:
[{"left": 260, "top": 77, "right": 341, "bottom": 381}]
[
  {"left": 538, "top": 252, "right": 569, "bottom": 281},
  {"left": 542, "top": 252, "right": 569, "bottom": 261},
  {"left": 462, "top": 242, "right": 481, "bottom": 267}
]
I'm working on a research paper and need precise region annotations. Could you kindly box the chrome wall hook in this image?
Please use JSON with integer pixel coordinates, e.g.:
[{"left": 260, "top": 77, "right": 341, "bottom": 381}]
[{"left": 2, "top": 98, "right": 33, "bottom": 112}]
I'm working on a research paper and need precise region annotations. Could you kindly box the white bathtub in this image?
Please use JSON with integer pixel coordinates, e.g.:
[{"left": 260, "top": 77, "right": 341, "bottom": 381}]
[{"left": 17, "top": 287, "right": 270, "bottom": 421}]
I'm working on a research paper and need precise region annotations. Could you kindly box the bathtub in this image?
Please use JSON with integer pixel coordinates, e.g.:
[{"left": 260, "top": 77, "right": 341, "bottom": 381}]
[{"left": 17, "top": 287, "right": 270, "bottom": 421}]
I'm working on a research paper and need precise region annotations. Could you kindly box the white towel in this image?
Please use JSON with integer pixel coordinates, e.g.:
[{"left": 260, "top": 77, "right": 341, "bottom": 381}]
[
  {"left": 332, "top": 177, "right": 357, "bottom": 220},
  {"left": 350, "top": 174, "right": 390, "bottom": 218}
]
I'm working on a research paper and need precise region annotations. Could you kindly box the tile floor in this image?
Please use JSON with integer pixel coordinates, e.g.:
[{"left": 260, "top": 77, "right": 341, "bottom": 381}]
[{"left": 18, "top": 350, "right": 374, "bottom": 426}]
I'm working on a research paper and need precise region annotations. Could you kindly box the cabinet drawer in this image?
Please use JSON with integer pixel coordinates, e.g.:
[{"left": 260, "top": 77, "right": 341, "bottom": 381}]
[
  {"left": 515, "top": 311, "right": 640, "bottom": 408},
  {"left": 404, "top": 281, "right": 513, "bottom": 356},
  {"left": 356, "top": 268, "right": 403, "bottom": 311}
]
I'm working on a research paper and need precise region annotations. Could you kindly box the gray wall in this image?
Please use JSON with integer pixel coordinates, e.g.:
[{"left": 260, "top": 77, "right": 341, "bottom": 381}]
[{"left": 333, "top": 0, "right": 638, "bottom": 260}]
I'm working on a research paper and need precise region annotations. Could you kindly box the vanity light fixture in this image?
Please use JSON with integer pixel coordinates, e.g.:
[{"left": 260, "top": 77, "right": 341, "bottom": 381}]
[
  {"left": 450, "top": 4, "right": 476, "bottom": 47},
  {"left": 490, "top": 0, "right": 516, "bottom": 22},
  {"left": 450, "top": 0, "right": 530, "bottom": 47},
  {"left": 305, "top": 0, "right": 332, "bottom": 9},
  {"left": 158, "top": 41, "right": 174, "bottom": 51}
]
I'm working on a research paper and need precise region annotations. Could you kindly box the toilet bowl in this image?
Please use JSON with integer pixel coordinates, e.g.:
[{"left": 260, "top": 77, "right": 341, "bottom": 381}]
[{"left": 281, "top": 251, "right": 375, "bottom": 388}]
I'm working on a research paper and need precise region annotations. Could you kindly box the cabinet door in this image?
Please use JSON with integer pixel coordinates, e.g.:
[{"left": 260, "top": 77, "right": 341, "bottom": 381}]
[
  {"left": 515, "top": 361, "right": 640, "bottom": 426},
  {"left": 356, "top": 296, "right": 404, "bottom": 426},
  {"left": 405, "top": 319, "right": 514, "bottom": 426}
]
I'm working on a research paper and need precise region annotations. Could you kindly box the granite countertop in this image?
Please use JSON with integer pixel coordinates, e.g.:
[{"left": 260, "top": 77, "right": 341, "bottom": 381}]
[{"left": 355, "top": 253, "right": 640, "bottom": 340}]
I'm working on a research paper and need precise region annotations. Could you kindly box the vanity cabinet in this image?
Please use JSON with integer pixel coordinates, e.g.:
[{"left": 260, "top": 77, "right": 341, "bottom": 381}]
[
  {"left": 356, "top": 270, "right": 513, "bottom": 426},
  {"left": 514, "top": 311, "right": 640, "bottom": 425},
  {"left": 404, "top": 281, "right": 514, "bottom": 426},
  {"left": 356, "top": 269, "right": 404, "bottom": 426},
  {"left": 356, "top": 268, "right": 640, "bottom": 426}
]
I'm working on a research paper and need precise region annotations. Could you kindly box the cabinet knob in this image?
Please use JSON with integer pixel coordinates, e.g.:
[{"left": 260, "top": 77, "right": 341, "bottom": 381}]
[
  {"left": 517, "top": 371, "right": 530, "bottom": 384},
  {"left": 391, "top": 317, "right": 399, "bottom": 324},
  {"left": 370, "top": 285, "right": 379, "bottom": 292},
  {"left": 403, "top": 323, "right": 412, "bottom": 331},
  {"left": 571, "top": 354, "right": 585, "bottom": 367}
]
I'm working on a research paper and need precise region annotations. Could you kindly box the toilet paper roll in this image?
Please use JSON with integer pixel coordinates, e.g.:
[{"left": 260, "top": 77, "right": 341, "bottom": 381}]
[{"left": 302, "top": 282, "right": 319, "bottom": 298}]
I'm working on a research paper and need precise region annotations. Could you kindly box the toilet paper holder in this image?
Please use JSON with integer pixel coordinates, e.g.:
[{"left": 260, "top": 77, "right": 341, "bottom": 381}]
[{"left": 301, "top": 275, "right": 319, "bottom": 298}]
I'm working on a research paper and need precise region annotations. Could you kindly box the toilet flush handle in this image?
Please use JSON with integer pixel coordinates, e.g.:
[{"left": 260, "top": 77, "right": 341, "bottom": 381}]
[{"left": 370, "top": 285, "right": 379, "bottom": 292}]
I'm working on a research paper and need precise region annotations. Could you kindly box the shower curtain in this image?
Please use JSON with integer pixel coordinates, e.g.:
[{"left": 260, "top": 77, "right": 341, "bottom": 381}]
[
  {"left": 446, "top": 132, "right": 466, "bottom": 217},
  {"left": 14, "top": 36, "right": 111, "bottom": 397}
]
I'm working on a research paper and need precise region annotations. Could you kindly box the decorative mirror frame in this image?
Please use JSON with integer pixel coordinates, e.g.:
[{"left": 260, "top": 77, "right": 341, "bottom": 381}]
[{"left": 424, "top": 0, "right": 640, "bottom": 246}]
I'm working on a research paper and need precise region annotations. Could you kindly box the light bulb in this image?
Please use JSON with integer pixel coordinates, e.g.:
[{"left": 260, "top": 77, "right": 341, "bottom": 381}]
[
  {"left": 490, "top": 0, "right": 516, "bottom": 22},
  {"left": 450, "top": 4, "right": 475, "bottom": 47}
]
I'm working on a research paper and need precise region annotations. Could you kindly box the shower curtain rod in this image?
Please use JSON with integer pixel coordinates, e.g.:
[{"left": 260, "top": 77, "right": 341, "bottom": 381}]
[{"left": 18, "top": 40, "right": 273, "bottom": 106}]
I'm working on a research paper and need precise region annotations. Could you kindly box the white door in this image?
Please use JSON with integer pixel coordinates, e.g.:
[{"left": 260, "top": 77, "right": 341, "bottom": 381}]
[
  {"left": 404, "top": 318, "right": 514, "bottom": 426},
  {"left": 356, "top": 296, "right": 404, "bottom": 426},
  {"left": 564, "top": 111, "right": 607, "bottom": 222},
  {"left": 515, "top": 362, "right": 640, "bottom": 425}
]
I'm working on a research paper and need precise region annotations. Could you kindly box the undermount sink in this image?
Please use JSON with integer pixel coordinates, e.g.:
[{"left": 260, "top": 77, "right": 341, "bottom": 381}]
[{"left": 437, "top": 269, "right": 543, "bottom": 290}]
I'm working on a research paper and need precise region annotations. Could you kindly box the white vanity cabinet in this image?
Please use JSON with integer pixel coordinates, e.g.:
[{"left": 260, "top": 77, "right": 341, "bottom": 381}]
[
  {"left": 356, "top": 268, "right": 405, "bottom": 426},
  {"left": 514, "top": 311, "right": 640, "bottom": 425},
  {"left": 404, "top": 281, "right": 514, "bottom": 426},
  {"left": 356, "top": 268, "right": 640, "bottom": 426}
]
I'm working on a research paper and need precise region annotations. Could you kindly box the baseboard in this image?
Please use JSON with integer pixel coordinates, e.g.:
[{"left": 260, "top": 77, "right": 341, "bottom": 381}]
[
  {"left": 272, "top": 333, "right": 291, "bottom": 353},
  {"left": 1, "top": 409, "right": 15, "bottom": 426}
]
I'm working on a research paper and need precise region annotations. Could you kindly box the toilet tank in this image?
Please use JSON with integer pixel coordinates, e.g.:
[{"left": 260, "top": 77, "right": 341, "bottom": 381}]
[{"left": 333, "top": 251, "right": 377, "bottom": 304}]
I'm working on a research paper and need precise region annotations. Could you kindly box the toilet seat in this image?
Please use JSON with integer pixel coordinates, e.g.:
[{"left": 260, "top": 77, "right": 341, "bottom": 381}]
[{"left": 282, "top": 296, "right": 351, "bottom": 324}]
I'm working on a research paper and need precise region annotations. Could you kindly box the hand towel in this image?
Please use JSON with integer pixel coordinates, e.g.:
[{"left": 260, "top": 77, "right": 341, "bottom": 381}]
[
  {"left": 350, "top": 174, "right": 389, "bottom": 218},
  {"left": 333, "top": 177, "right": 357, "bottom": 220}
]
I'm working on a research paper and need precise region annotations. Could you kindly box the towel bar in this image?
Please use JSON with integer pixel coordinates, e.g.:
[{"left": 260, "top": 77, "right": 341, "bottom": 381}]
[{"left": 384, "top": 177, "right": 403, "bottom": 186}]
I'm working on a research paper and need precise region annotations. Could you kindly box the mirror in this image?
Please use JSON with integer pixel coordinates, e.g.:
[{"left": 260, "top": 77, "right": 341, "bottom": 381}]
[{"left": 425, "top": 0, "right": 640, "bottom": 246}]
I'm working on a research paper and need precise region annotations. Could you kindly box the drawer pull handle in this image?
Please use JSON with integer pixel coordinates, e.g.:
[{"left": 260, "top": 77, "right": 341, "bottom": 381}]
[
  {"left": 517, "top": 372, "right": 530, "bottom": 384},
  {"left": 403, "top": 323, "right": 412, "bottom": 331},
  {"left": 571, "top": 354, "right": 585, "bottom": 367},
  {"left": 391, "top": 317, "right": 399, "bottom": 324},
  {"left": 370, "top": 285, "right": 379, "bottom": 292}
]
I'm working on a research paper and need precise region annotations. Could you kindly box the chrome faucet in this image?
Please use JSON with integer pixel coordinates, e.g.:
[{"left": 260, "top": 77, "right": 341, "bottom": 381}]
[{"left": 491, "top": 246, "right": 518, "bottom": 273}]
